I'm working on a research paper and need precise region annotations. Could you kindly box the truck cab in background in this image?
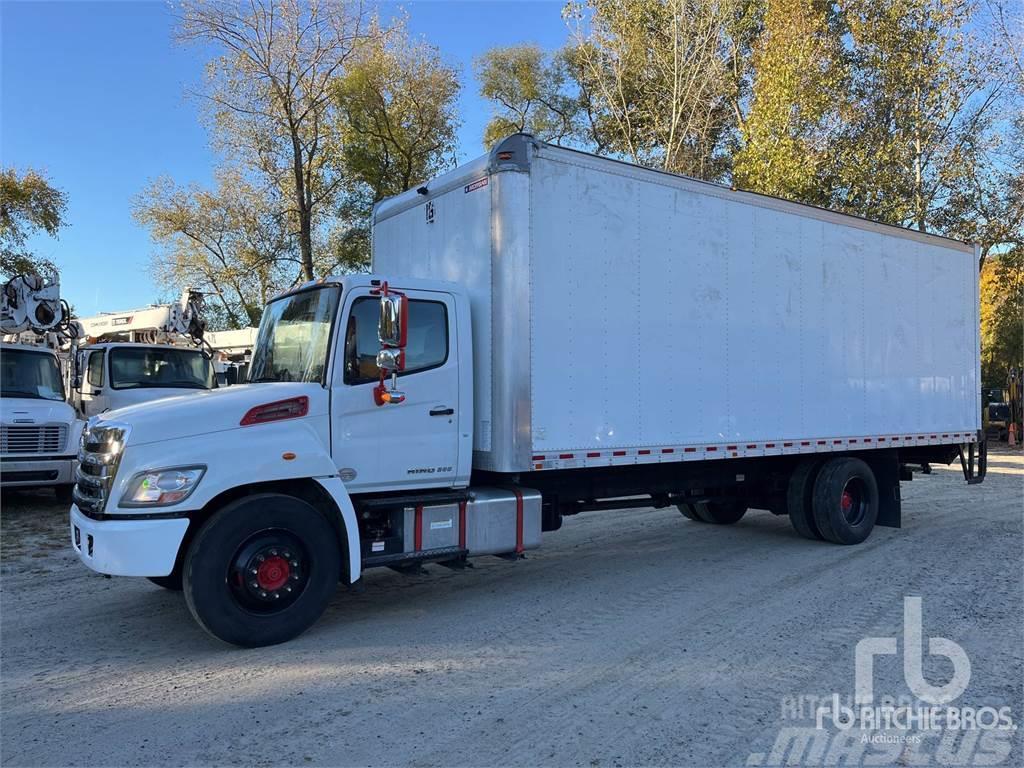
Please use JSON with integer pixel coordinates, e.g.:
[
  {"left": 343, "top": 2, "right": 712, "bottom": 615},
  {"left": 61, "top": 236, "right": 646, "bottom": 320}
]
[
  {"left": 69, "top": 289, "right": 216, "bottom": 418},
  {"left": 1, "top": 275, "right": 84, "bottom": 500},
  {"left": 72, "top": 342, "right": 216, "bottom": 418}
]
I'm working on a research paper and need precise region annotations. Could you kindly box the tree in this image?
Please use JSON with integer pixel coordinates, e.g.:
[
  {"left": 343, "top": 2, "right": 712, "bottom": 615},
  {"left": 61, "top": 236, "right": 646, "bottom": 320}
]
[
  {"left": 565, "top": 0, "right": 740, "bottom": 179},
  {"left": 333, "top": 15, "right": 460, "bottom": 260},
  {"left": 476, "top": 45, "right": 581, "bottom": 148},
  {"left": 0, "top": 168, "right": 67, "bottom": 279},
  {"left": 834, "top": 0, "right": 1004, "bottom": 238},
  {"left": 733, "top": 0, "right": 846, "bottom": 203},
  {"left": 980, "top": 248, "right": 1023, "bottom": 383},
  {"left": 133, "top": 170, "right": 298, "bottom": 329},
  {"left": 177, "top": 0, "right": 370, "bottom": 281}
]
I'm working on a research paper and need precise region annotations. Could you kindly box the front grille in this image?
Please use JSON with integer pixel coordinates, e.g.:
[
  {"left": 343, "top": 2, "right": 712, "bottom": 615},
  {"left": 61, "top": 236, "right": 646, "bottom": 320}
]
[
  {"left": 72, "top": 421, "right": 129, "bottom": 515},
  {"left": 0, "top": 425, "right": 68, "bottom": 454}
]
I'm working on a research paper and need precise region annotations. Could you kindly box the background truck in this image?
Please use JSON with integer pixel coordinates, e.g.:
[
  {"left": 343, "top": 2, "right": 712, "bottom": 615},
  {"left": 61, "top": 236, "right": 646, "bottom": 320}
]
[
  {"left": 69, "top": 135, "right": 985, "bottom": 646},
  {"left": 70, "top": 289, "right": 216, "bottom": 418},
  {"left": 1, "top": 275, "right": 84, "bottom": 499}
]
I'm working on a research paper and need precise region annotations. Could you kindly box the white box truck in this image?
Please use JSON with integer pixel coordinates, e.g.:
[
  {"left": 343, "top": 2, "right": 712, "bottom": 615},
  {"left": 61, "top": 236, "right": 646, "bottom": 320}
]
[{"left": 69, "top": 135, "right": 985, "bottom": 646}]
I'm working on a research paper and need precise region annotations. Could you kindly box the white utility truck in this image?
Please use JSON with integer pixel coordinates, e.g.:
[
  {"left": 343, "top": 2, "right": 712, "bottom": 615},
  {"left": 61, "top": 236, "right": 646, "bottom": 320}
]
[
  {"left": 1, "top": 275, "right": 84, "bottom": 500},
  {"left": 70, "top": 135, "right": 985, "bottom": 646},
  {"left": 71, "top": 289, "right": 216, "bottom": 417}
]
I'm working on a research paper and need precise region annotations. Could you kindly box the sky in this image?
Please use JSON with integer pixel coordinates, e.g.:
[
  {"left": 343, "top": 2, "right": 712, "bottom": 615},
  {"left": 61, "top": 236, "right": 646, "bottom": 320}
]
[{"left": 0, "top": 0, "right": 569, "bottom": 316}]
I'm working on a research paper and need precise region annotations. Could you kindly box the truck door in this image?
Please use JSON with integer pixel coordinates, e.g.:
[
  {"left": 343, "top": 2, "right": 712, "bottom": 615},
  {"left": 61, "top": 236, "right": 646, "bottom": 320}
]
[
  {"left": 330, "top": 289, "right": 460, "bottom": 492},
  {"left": 78, "top": 350, "right": 110, "bottom": 417}
]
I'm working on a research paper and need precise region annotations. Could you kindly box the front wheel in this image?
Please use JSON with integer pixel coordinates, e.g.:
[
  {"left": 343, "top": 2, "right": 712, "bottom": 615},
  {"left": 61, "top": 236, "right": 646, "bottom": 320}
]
[{"left": 183, "top": 493, "right": 341, "bottom": 647}]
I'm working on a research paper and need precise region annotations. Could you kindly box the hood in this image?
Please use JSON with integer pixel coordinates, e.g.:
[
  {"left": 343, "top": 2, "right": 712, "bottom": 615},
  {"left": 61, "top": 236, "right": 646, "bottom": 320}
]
[
  {"left": 106, "top": 387, "right": 212, "bottom": 410},
  {"left": 97, "top": 382, "right": 329, "bottom": 446},
  {"left": 0, "top": 397, "right": 78, "bottom": 427}
]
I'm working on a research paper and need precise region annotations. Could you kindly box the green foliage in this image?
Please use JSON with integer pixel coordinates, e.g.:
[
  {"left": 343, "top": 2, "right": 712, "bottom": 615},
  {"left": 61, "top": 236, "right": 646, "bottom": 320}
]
[
  {"left": 333, "top": 15, "right": 461, "bottom": 266},
  {"left": 132, "top": 170, "right": 299, "bottom": 330},
  {"left": 475, "top": 45, "right": 581, "bottom": 148},
  {"left": 565, "top": 0, "right": 740, "bottom": 178},
  {"left": 733, "top": 0, "right": 845, "bottom": 203},
  {"left": 0, "top": 168, "right": 67, "bottom": 279},
  {"left": 980, "top": 248, "right": 1024, "bottom": 383}
]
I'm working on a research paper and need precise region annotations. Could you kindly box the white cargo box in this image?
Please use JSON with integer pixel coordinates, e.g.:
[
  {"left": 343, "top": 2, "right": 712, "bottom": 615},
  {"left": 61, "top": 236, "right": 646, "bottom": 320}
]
[{"left": 373, "top": 135, "right": 980, "bottom": 474}]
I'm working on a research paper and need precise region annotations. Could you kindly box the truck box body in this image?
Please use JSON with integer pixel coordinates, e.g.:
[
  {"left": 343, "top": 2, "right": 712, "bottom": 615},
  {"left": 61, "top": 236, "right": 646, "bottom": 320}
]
[{"left": 378, "top": 136, "right": 981, "bottom": 475}]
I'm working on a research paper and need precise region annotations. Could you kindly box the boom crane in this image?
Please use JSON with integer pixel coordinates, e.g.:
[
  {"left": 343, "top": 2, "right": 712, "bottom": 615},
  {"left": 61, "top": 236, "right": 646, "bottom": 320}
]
[
  {"left": 0, "top": 274, "right": 83, "bottom": 501},
  {"left": 1, "top": 274, "right": 80, "bottom": 345}
]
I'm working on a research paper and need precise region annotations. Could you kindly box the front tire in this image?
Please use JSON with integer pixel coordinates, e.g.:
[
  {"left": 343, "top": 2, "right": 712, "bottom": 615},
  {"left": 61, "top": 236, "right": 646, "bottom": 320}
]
[
  {"left": 812, "top": 458, "right": 879, "bottom": 545},
  {"left": 183, "top": 493, "right": 341, "bottom": 647}
]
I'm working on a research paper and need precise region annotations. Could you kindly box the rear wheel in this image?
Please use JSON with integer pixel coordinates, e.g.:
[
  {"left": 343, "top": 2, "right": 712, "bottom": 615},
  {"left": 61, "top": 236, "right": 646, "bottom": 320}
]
[
  {"left": 812, "top": 458, "right": 879, "bottom": 545},
  {"left": 183, "top": 493, "right": 341, "bottom": 647},
  {"left": 677, "top": 503, "right": 701, "bottom": 521},
  {"left": 692, "top": 500, "right": 747, "bottom": 525},
  {"left": 787, "top": 459, "right": 825, "bottom": 540}
]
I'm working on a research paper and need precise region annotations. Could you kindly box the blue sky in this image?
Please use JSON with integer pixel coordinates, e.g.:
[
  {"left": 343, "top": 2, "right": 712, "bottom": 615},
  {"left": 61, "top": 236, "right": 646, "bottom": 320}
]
[{"left": 1, "top": 0, "right": 568, "bottom": 316}]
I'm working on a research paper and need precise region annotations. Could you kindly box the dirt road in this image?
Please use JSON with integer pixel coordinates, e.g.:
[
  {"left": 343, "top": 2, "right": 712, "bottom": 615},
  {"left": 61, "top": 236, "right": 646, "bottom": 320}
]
[{"left": 2, "top": 450, "right": 1021, "bottom": 767}]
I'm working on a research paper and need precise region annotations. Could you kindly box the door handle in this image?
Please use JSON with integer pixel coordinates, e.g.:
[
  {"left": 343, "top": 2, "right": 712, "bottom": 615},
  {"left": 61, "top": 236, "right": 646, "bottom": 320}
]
[{"left": 429, "top": 407, "right": 455, "bottom": 417}]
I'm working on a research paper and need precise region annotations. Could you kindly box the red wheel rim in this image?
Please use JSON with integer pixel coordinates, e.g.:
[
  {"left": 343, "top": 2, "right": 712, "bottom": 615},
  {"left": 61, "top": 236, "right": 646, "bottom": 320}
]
[{"left": 256, "top": 555, "right": 290, "bottom": 591}]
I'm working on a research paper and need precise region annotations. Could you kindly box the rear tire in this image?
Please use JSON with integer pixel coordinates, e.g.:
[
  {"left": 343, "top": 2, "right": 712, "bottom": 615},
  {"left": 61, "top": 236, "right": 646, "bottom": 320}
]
[
  {"left": 787, "top": 459, "right": 825, "bottom": 540},
  {"left": 812, "top": 458, "right": 878, "bottom": 545},
  {"left": 183, "top": 493, "right": 341, "bottom": 647},
  {"left": 678, "top": 503, "right": 701, "bottom": 521},
  {"left": 692, "top": 500, "right": 747, "bottom": 525}
]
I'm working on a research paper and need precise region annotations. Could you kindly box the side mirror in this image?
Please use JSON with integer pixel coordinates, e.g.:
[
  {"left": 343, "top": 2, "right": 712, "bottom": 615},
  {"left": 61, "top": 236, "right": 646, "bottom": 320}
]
[
  {"left": 378, "top": 294, "right": 408, "bottom": 348},
  {"left": 374, "top": 288, "right": 408, "bottom": 406},
  {"left": 72, "top": 375, "right": 82, "bottom": 390}
]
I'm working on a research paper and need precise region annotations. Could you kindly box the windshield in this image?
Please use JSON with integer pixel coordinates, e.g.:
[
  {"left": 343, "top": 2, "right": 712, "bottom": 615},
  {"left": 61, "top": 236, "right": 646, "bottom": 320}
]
[
  {"left": 249, "top": 286, "right": 340, "bottom": 384},
  {"left": 0, "top": 349, "right": 65, "bottom": 401},
  {"left": 109, "top": 347, "right": 214, "bottom": 390}
]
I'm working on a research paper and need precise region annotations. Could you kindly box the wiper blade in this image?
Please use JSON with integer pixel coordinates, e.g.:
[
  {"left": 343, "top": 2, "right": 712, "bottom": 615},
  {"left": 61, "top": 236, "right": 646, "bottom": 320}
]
[
  {"left": 250, "top": 376, "right": 281, "bottom": 383},
  {"left": 1, "top": 390, "right": 45, "bottom": 399}
]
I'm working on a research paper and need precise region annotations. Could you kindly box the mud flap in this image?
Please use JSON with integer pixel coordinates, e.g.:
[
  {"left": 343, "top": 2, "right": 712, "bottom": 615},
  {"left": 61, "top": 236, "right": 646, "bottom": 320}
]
[{"left": 864, "top": 449, "right": 901, "bottom": 528}]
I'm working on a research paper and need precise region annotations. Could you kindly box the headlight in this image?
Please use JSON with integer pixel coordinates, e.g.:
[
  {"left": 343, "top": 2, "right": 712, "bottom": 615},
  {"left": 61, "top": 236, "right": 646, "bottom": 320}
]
[{"left": 121, "top": 466, "right": 206, "bottom": 507}]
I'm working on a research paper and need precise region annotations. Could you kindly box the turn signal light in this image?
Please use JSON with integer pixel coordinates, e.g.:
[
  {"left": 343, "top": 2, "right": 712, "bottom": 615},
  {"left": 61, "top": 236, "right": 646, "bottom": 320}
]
[{"left": 240, "top": 396, "right": 309, "bottom": 426}]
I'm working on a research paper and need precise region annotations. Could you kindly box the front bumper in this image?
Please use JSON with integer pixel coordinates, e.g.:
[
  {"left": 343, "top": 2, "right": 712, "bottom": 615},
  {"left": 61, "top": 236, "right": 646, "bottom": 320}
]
[
  {"left": 1, "top": 456, "right": 75, "bottom": 487},
  {"left": 70, "top": 504, "right": 189, "bottom": 577}
]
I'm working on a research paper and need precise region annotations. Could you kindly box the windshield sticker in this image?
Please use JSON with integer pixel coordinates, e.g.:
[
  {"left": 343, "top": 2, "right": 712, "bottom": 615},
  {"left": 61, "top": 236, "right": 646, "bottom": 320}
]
[{"left": 464, "top": 177, "right": 488, "bottom": 194}]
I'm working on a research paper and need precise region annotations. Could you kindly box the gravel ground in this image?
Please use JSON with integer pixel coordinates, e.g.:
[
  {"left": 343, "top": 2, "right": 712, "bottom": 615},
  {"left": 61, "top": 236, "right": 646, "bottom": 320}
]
[{"left": 1, "top": 448, "right": 1021, "bottom": 768}]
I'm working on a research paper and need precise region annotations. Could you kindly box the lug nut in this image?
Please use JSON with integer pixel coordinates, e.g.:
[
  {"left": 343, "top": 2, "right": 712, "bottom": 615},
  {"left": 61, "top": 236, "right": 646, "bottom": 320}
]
[
  {"left": 269, "top": 549, "right": 278, "bottom": 557},
  {"left": 250, "top": 581, "right": 259, "bottom": 589},
  {"left": 290, "top": 560, "right": 299, "bottom": 567},
  {"left": 259, "top": 590, "right": 268, "bottom": 598}
]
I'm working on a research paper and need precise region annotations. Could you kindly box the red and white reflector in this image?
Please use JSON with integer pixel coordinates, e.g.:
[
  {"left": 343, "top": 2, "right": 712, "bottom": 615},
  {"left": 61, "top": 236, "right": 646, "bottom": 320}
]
[{"left": 240, "top": 396, "right": 309, "bottom": 426}]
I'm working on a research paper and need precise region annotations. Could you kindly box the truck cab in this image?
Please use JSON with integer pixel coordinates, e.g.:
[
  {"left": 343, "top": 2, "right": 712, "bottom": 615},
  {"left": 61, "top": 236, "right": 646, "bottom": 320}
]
[
  {"left": 72, "top": 342, "right": 216, "bottom": 418},
  {"left": 1, "top": 342, "right": 83, "bottom": 500}
]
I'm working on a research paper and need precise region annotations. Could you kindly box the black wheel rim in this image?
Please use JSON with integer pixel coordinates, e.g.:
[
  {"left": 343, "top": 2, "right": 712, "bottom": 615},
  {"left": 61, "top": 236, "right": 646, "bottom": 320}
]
[
  {"left": 228, "top": 528, "right": 310, "bottom": 614},
  {"left": 839, "top": 478, "right": 868, "bottom": 526}
]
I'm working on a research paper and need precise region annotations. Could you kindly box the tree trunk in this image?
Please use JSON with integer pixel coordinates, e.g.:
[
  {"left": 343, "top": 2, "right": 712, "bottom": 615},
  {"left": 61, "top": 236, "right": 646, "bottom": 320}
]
[{"left": 291, "top": 135, "right": 314, "bottom": 281}]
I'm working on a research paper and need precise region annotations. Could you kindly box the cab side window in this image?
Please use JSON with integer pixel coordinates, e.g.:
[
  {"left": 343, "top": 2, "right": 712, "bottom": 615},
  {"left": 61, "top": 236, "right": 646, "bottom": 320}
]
[
  {"left": 344, "top": 297, "right": 448, "bottom": 385},
  {"left": 87, "top": 351, "right": 104, "bottom": 388}
]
